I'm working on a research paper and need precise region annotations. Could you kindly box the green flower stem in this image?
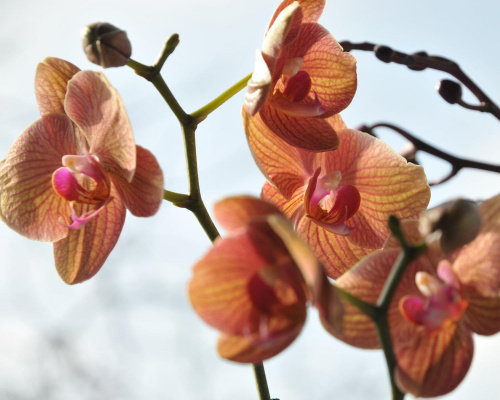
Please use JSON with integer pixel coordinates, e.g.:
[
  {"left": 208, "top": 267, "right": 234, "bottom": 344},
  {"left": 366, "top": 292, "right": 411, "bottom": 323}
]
[
  {"left": 375, "top": 315, "right": 405, "bottom": 400},
  {"left": 253, "top": 363, "right": 272, "bottom": 400},
  {"left": 338, "top": 216, "right": 428, "bottom": 400},
  {"left": 127, "top": 39, "right": 272, "bottom": 400},
  {"left": 190, "top": 73, "right": 252, "bottom": 123},
  {"left": 163, "top": 190, "right": 189, "bottom": 204}
]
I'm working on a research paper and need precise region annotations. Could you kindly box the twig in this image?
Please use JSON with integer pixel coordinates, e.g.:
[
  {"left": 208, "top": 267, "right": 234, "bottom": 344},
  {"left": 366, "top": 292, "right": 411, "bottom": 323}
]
[{"left": 340, "top": 41, "right": 500, "bottom": 120}]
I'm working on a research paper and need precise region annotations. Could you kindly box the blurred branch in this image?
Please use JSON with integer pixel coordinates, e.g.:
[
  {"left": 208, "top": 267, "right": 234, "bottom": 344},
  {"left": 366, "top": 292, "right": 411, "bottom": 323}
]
[
  {"left": 340, "top": 41, "right": 500, "bottom": 120},
  {"left": 361, "top": 122, "right": 500, "bottom": 186}
]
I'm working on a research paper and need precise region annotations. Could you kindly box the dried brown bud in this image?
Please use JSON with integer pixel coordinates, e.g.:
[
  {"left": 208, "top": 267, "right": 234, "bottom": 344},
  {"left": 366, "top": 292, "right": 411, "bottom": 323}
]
[
  {"left": 436, "top": 79, "right": 462, "bottom": 104},
  {"left": 81, "top": 23, "right": 132, "bottom": 68},
  {"left": 419, "top": 199, "right": 481, "bottom": 253},
  {"left": 374, "top": 45, "right": 393, "bottom": 63}
]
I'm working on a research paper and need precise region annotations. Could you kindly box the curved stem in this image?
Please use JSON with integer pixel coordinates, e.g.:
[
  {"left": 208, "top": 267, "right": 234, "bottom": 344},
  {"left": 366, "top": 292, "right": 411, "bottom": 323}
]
[
  {"left": 190, "top": 72, "right": 252, "bottom": 123},
  {"left": 127, "top": 39, "right": 271, "bottom": 400},
  {"left": 340, "top": 41, "right": 500, "bottom": 120},
  {"left": 366, "top": 122, "right": 500, "bottom": 186}
]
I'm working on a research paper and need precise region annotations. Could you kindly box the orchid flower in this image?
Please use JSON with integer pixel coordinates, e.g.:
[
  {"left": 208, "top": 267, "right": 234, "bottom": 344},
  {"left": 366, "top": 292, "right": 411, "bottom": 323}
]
[
  {"left": 325, "top": 195, "right": 500, "bottom": 397},
  {"left": 189, "top": 196, "right": 342, "bottom": 363},
  {"left": 243, "top": 0, "right": 357, "bottom": 151},
  {"left": 0, "top": 58, "right": 164, "bottom": 284},
  {"left": 244, "top": 111, "right": 430, "bottom": 278}
]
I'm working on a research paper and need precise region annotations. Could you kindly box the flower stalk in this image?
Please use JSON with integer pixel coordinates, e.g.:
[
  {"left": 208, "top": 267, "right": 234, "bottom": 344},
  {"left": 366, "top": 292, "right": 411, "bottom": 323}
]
[{"left": 127, "top": 35, "right": 272, "bottom": 400}]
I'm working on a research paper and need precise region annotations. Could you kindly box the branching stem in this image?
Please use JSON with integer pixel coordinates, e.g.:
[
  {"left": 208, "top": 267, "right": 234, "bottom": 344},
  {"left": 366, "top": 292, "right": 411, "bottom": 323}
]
[
  {"left": 127, "top": 35, "right": 271, "bottom": 400},
  {"left": 340, "top": 41, "right": 500, "bottom": 120}
]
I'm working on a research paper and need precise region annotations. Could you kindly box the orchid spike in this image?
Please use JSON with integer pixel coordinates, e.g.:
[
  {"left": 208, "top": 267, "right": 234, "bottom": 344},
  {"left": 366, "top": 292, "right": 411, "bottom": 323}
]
[
  {"left": 189, "top": 196, "right": 342, "bottom": 363},
  {"left": 0, "top": 58, "right": 164, "bottom": 284},
  {"left": 325, "top": 195, "right": 500, "bottom": 397},
  {"left": 244, "top": 111, "right": 430, "bottom": 278},
  {"left": 243, "top": 0, "right": 357, "bottom": 151}
]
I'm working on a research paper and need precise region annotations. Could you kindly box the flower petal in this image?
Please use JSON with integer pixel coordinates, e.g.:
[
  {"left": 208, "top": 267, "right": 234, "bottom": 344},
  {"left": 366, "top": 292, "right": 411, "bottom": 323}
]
[
  {"left": 53, "top": 186, "right": 126, "bottom": 284},
  {"left": 269, "top": 0, "right": 325, "bottom": 27},
  {"left": 452, "top": 194, "right": 500, "bottom": 335},
  {"left": 259, "top": 102, "right": 340, "bottom": 151},
  {"left": 327, "top": 128, "right": 430, "bottom": 249},
  {"left": 0, "top": 113, "right": 80, "bottom": 241},
  {"left": 110, "top": 145, "right": 164, "bottom": 217},
  {"left": 35, "top": 58, "right": 80, "bottom": 115},
  {"left": 190, "top": 222, "right": 306, "bottom": 340},
  {"left": 64, "top": 71, "right": 136, "bottom": 182},
  {"left": 263, "top": 181, "right": 372, "bottom": 278},
  {"left": 282, "top": 23, "right": 357, "bottom": 117},
  {"left": 213, "top": 195, "right": 282, "bottom": 232},
  {"left": 267, "top": 214, "right": 343, "bottom": 327},
  {"left": 244, "top": 108, "right": 319, "bottom": 198},
  {"left": 395, "top": 322, "right": 473, "bottom": 398},
  {"left": 217, "top": 320, "right": 304, "bottom": 363}
]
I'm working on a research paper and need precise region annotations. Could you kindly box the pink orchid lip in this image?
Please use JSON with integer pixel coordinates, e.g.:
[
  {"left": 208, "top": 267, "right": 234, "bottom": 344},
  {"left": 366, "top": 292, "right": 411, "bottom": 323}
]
[
  {"left": 52, "top": 153, "right": 110, "bottom": 204},
  {"left": 52, "top": 152, "right": 113, "bottom": 230},
  {"left": 270, "top": 91, "right": 325, "bottom": 118},
  {"left": 399, "top": 261, "right": 468, "bottom": 335},
  {"left": 304, "top": 168, "right": 361, "bottom": 236},
  {"left": 60, "top": 197, "right": 114, "bottom": 230}
]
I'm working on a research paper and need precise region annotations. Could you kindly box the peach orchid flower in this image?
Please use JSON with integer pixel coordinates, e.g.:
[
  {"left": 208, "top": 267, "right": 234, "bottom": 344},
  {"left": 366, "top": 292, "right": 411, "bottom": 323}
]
[
  {"left": 244, "top": 112, "right": 430, "bottom": 278},
  {"left": 0, "top": 58, "right": 164, "bottom": 284},
  {"left": 189, "top": 196, "right": 342, "bottom": 363},
  {"left": 325, "top": 195, "right": 500, "bottom": 397},
  {"left": 243, "top": 0, "right": 357, "bottom": 151}
]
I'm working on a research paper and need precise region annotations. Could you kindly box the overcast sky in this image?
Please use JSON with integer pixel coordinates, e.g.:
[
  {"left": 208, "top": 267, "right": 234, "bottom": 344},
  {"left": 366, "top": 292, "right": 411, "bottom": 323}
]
[{"left": 0, "top": 1, "right": 499, "bottom": 399}]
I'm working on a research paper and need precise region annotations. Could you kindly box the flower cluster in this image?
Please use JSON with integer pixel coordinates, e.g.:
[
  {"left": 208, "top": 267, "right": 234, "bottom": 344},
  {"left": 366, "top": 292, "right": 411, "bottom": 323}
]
[
  {"left": 191, "top": 0, "right": 432, "bottom": 368},
  {"left": 326, "top": 195, "right": 500, "bottom": 397}
]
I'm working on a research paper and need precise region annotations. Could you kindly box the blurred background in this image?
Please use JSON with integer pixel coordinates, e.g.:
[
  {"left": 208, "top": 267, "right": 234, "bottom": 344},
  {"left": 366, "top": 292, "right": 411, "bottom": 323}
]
[{"left": 0, "top": 0, "right": 499, "bottom": 399}]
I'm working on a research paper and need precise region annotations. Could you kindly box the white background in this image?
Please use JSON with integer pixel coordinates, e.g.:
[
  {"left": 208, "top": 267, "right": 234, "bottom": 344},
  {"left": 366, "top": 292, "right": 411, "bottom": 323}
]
[{"left": 0, "top": 0, "right": 499, "bottom": 399}]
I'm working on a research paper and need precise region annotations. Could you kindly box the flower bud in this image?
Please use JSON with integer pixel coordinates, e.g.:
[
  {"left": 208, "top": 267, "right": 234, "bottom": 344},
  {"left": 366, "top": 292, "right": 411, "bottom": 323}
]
[
  {"left": 436, "top": 80, "right": 462, "bottom": 104},
  {"left": 81, "top": 23, "right": 132, "bottom": 68},
  {"left": 419, "top": 198, "right": 481, "bottom": 253},
  {"left": 374, "top": 45, "right": 393, "bottom": 63}
]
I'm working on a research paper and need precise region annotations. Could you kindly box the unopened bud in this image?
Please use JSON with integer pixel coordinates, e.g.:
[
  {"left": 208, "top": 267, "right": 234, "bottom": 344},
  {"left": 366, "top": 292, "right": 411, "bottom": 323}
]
[
  {"left": 374, "top": 45, "right": 393, "bottom": 63},
  {"left": 436, "top": 80, "right": 462, "bottom": 105},
  {"left": 81, "top": 23, "right": 132, "bottom": 68},
  {"left": 407, "top": 51, "right": 428, "bottom": 71},
  {"left": 419, "top": 199, "right": 481, "bottom": 253}
]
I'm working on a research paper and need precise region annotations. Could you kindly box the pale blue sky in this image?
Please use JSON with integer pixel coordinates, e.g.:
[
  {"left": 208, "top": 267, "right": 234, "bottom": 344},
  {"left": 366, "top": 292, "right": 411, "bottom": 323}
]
[{"left": 0, "top": 1, "right": 499, "bottom": 399}]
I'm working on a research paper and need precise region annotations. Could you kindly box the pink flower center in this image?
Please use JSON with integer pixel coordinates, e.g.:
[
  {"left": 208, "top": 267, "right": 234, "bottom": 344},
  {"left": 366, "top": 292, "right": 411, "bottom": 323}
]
[
  {"left": 303, "top": 167, "right": 361, "bottom": 235},
  {"left": 52, "top": 152, "right": 112, "bottom": 229},
  {"left": 399, "top": 260, "right": 468, "bottom": 336},
  {"left": 270, "top": 63, "right": 325, "bottom": 118}
]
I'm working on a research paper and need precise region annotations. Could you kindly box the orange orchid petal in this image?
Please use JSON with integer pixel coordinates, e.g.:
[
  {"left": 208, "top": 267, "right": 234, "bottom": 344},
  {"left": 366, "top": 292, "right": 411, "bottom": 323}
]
[
  {"left": 270, "top": 0, "right": 326, "bottom": 28},
  {"left": 213, "top": 195, "right": 282, "bottom": 232},
  {"left": 35, "top": 57, "right": 80, "bottom": 115},
  {"left": 259, "top": 102, "right": 340, "bottom": 151},
  {"left": 53, "top": 185, "right": 126, "bottom": 284},
  {"left": 217, "top": 320, "right": 304, "bottom": 363},
  {"left": 267, "top": 215, "right": 343, "bottom": 327},
  {"left": 394, "top": 322, "right": 473, "bottom": 398},
  {"left": 325, "top": 128, "right": 430, "bottom": 250},
  {"left": 263, "top": 182, "right": 372, "bottom": 278},
  {"left": 64, "top": 71, "right": 136, "bottom": 182},
  {"left": 0, "top": 113, "right": 80, "bottom": 242},
  {"left": 282, "top": 23, "right": 357, "bottom": 117},
  {"left": 110, "top": 145, "right": 164, "bottom": 217},
  {"left": 189, "top": 229, "right": 277, "bottom": 336},
  {"left": 244, "top": 109, "right": 317, "bottom": 198},
  {"left": 452, "top": 194, "right": 500, "bottom": 335},
  {"left": 189, "top": 224, "right": 306, "bottom": 337}
]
